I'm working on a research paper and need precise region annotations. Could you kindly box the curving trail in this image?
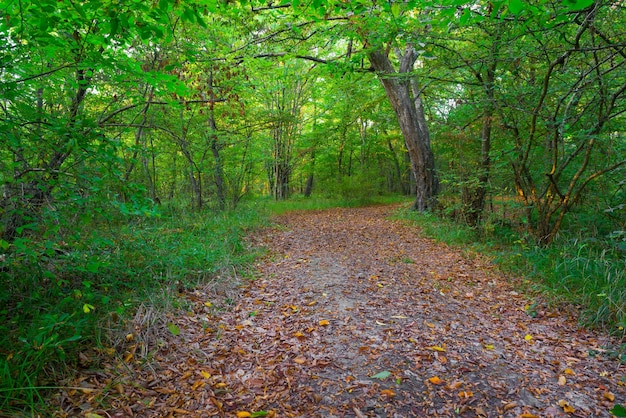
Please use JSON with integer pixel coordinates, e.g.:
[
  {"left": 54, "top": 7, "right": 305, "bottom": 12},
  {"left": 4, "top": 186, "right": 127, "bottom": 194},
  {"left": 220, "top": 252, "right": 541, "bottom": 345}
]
[{"left": 57, "top": 205, "right": 625, "bottom": 417}]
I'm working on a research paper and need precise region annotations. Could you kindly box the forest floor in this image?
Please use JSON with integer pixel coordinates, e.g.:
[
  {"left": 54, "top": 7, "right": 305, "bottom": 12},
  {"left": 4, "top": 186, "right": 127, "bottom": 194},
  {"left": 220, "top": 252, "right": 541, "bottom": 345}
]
[{"left": 55, "top": 205, "right": 625, "bottom": 417}]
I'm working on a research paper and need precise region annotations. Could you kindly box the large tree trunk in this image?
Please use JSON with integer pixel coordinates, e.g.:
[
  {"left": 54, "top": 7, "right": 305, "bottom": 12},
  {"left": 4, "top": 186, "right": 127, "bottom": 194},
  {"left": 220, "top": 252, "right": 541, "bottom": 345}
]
[{"left": 368, "top": 46, "right": 438, "bottom": 211}]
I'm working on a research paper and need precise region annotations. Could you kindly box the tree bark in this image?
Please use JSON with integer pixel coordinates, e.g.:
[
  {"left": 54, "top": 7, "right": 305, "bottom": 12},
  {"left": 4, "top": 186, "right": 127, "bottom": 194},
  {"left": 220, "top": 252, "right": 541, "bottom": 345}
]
[{"left": 368, "top": 46, "right": 438, "bottom": 211}]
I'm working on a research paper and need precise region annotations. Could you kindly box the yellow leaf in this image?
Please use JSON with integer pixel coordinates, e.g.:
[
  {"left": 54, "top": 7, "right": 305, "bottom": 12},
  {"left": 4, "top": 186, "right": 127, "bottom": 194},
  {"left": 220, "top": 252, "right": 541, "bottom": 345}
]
[
  {"left": 293, "top": 356, "right": 306, "bottom": 364},
  {"left": 294, "top": 331, "right": 305, "bottom": 338},
  {"left": 191, "top": 380, "right": 205, "bottom": 390},
  {"left": 519, "top": 414, "right": 539, "bottom": 418},
  {"left": 214, "top": 382, "right": 227, "bottom": 388},
  {"left": 564, "top": 368, "right": 575, "bottom": 375},
  {"left": 558, "top": 399, "right": 575, "bottom": 413},
  {"left": 125, "top": 333, "right": 134, "bottom": 342},
  {"left": 429, "top": 345, "right": 446, "bottom": 352},
  {"left": 204, "top": 301, "right": 212, "bottom": 307},
  {"left": 319, "top": 320, "right": 330, "bottom": 326},
  {"left": 375, "top": 321, "right": 387, "bottom": 326},
  {"left": 603, "top": 391, "right": 615, "bottom": 401},
  {"left": 201, "top": 370, "right": 211, "bottom": 379},
  {"left": 558, "top": 375, "right": 567, "bottom": 386},
  {"left": 503, "top": 402, "right": 518, "bottom": 411},
  {"left": 428, "top": 376, "right": 444, "bottom": 385},
  {"left": 484, "top": 344, "right": 495, "bottom": 350},
  {"left": 377, "top": 283, "right": 384, "bottom": 288},
  {"left": 236, "top": 412, "right": 252, "bottom": 418},
  {"left": 425, "top": 322, "right": 435, "bottom": 328},
  {"left": 307, "top": 300, "right": 317, "bottom": 306},
  {"left": 524, "top": 334, "right": 533, "bottom": 341}
]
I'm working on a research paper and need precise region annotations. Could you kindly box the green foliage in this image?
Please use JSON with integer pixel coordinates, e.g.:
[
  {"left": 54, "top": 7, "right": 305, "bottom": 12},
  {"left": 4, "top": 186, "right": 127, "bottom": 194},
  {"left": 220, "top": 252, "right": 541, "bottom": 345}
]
[{"left": 0, "top": 201, "right": 266, "bottom": 414}]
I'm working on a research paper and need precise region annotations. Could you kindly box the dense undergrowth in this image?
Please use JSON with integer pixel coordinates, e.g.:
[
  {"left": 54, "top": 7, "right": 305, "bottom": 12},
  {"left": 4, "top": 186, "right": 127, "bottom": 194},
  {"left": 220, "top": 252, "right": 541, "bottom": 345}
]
[{"left": 0, "top": 200, "right": 267, "bottom": 415}]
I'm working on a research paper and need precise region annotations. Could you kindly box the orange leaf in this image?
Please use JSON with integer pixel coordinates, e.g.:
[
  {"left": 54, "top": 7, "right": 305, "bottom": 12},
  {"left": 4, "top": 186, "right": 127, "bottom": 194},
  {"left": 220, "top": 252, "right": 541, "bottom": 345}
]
[
  {"left": 564, "top": 368, "right": 575, "bottom": 375},
  {"left": 236, "top": 412, "right": 252, "bottom": 418},
  {"left": 380, "top": 389, "right": 396, "bottom": 397},
  {"left": 518, "top": 414, "right": 539, "bottom": 418},
  {"left": 458, "top": 390, "right": 473, "bottom": 398},
  {"left": 603, "top": 391, "right": 615, "bottom": 401},
  {"left": 319, "top": 319, "right": 330, "bottom": 326},
  {"left": 428, "top": 376, "right": 444, "bottom": 385}
]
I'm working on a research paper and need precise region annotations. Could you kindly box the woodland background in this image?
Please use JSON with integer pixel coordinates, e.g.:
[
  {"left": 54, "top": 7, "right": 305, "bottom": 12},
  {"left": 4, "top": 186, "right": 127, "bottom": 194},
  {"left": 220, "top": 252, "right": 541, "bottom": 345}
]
[{"left": 0, "top": 0, "right": 624, "bottom": 413}]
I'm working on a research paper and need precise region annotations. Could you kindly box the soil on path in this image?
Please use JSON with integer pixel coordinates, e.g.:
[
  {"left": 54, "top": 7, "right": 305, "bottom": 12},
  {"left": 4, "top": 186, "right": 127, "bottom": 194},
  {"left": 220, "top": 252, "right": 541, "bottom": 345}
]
[{"left": 57, "top": 205, "right": 625, "bottom": 417}]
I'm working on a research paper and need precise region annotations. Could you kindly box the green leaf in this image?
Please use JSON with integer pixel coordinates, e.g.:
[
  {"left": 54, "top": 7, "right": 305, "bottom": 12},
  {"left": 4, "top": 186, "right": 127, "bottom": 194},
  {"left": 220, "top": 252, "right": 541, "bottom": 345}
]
[
  {"left": 508, "top": 0, "right": 524, "bottom": 14},
  {"left": 611, "top": 404, "right": 626, "bottom": 417},
  {"left": 251, "top": 412, "right": 270, "bottom": 418},
  {"left": 370, "top": 370, "right": 391, "bottom": 380},
  {"left": 562, "top": 0, "right": 594, "bottom": 10},
  {"left": 167, "top": 323, "right": 181, "bottom": 336},
  {"left": 83, "top": 303, "right": 95, "bottom": 313}
]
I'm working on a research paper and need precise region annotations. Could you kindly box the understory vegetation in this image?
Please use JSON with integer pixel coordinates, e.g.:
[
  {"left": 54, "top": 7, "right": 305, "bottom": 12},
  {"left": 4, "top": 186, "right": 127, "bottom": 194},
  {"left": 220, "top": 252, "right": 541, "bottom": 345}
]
[{"left": 1, "top": 0, "right": 624, "bottom": 413}]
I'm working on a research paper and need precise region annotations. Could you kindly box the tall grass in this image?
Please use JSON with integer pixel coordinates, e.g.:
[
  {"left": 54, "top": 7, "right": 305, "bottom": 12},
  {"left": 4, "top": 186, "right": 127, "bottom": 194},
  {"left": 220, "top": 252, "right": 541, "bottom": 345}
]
[{"left": 0, "top": 201, "right": 268, "bottom": 415}]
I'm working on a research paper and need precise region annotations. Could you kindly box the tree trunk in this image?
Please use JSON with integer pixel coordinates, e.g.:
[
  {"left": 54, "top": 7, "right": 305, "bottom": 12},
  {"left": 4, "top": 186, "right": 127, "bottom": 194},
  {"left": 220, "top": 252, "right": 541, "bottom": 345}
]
[{"left": 368, "top": 46, "right": 438, "bottom": 211}]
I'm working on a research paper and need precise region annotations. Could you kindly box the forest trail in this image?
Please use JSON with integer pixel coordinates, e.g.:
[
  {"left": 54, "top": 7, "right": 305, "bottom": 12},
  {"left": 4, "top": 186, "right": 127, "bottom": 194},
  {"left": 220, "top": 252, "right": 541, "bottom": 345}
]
[{"left": 57, "top": 205, "right": 625, "bottom": 417}]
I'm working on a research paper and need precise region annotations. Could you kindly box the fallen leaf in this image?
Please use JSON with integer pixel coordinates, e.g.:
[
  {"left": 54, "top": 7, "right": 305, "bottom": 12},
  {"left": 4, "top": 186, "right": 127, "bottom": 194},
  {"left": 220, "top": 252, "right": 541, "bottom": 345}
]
[
  {"left": 204, "top": 301, "right": 213, "bottom": 307},
  {"left": 458, "top": 390, "right": 473, "bottom": 398},
  {"left": 319, "top": 319, "right": 330, "bottom": 326},
  {"left": 201, "top": 370, "right": 211, "bottom": 379},
  {"left": 603, "top": 391, "right": 615, "bottom": 401},
  {"left": 558, "top": 375, "right": 567, "bottom": 385},
  {"left": 518, "top": 414, "right": 539, "bottom": 418},
  {"left": 191, "top": 380, "right": 205, "bottom": 390},
  {"left": 503, "top": 401, "right": 518, "bottom": 411},
  {"left": 428, "top": 376, "right": 444, "bottom": 385},
  {"left": 558, "top": 399, "right": 575, "bottom": 413},
  {"left": 448, "top": 381, "right": 463, "bottom": 390},
  {"left": 236, "top": 412, "right": 252, "bottom": 418},
  {"left": 293, "top": 355, "right": 306, "bottom": 364},
  {"left": 375, "top": 320, "right": 387, "bottom": 326},
  {"left": 429, "top": 345, "right": 446, "bottom": 352},
  {"left": 370, "top": 371, "right": 391, "bottom": 380},
  {"left": 524, "top": 334, "right": 533, "bottom": 341},
  {"left": 564, "top": 368, "right": 575, "bottom": 375},
  {"left": 380, "top": 389, "right": 395, "bottom": 397}
]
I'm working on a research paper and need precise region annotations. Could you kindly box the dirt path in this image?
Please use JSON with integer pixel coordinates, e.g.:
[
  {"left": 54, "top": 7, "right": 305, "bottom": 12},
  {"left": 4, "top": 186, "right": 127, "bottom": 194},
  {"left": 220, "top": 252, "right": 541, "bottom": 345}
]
[{"left": 57, "top": 205, "right": 625, "bottom": 417}]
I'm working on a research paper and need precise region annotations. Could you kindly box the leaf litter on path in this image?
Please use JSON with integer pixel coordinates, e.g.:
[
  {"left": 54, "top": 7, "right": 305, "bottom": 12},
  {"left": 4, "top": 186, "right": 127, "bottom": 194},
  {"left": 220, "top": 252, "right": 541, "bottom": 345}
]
[{"left": 55, "top": 205, "right": 625, "bottom": 417}]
